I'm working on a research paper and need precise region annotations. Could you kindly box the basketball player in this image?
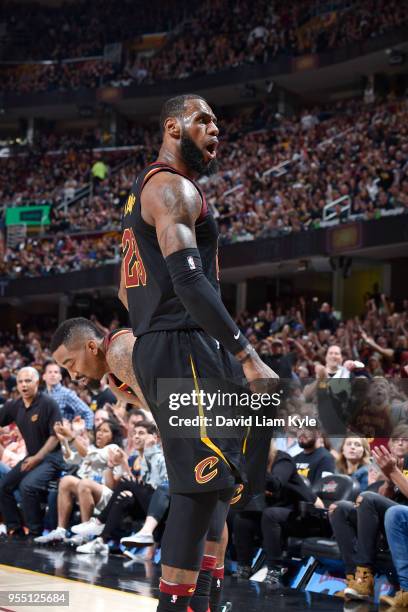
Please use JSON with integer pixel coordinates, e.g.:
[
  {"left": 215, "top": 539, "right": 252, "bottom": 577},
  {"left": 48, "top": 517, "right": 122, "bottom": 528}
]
[
  {"left": 118, "top": 94, "right": 278, "bottom": 612},
  {"left": 50, "top": 320, "right": 143, "bottom": 406},
  {"left": 50, "top": 317, "right": 251, "bottom": 611}
]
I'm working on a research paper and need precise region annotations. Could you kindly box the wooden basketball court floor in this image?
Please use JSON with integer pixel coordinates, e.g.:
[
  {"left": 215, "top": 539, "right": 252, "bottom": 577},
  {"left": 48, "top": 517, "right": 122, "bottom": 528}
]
[
  {"left": 0, "top": 564, "right": 157, "bottom": 612},
  {"left": 0, "top": 541, "right": 352, "bottom": 612}
]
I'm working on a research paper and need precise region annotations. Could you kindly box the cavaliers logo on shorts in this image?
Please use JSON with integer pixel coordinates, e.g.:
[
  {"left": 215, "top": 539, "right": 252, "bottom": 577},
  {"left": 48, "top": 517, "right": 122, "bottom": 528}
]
[
  {"left": 194, "top": 456, "right": 219, "bottom": 484},
  {"left": 230, "top": 483, "right": 244, "bottom": 505},
  {"left": 31, "top": 414, "right": 39, "bottom": 422}
]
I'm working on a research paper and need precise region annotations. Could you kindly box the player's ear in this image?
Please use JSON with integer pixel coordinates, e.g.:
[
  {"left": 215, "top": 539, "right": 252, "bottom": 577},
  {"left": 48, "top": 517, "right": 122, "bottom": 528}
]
[
  {"left": 87, "top": 339, "right": 98, "bottom": 355},
  {"left": 165, "top": 116, "right": 181, "bottom": 139}
]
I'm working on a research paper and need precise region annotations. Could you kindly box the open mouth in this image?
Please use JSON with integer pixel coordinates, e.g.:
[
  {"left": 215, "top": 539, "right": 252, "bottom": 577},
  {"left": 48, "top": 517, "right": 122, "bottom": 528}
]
[{"left": 205, "top": 142, "right": 217, "bottom": 160}]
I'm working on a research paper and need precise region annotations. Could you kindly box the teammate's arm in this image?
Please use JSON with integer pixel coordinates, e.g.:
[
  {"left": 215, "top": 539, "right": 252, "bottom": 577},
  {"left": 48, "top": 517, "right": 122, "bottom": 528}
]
[
  {"left": 105, "top": 333, "right": 150, "bottom": 411},
  {"left": 143, "top": 173, "right": 278, "bottom": 383}
]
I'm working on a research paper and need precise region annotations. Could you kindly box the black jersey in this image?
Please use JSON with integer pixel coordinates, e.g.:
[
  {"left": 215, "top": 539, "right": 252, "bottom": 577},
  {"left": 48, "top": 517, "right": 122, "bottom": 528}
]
[
  {"left": 121, "top": 162, "right": 219, "bottom": 337},
  {"left": 123, "top": 163, "right": 246, "bottom": 494}
]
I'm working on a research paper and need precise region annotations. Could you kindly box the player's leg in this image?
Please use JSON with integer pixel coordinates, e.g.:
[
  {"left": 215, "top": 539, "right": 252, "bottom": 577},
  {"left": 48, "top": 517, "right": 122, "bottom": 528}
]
[
  {"left": 158, "top": 488, "right": 233, "bottom": 612},
  {"left": 209, "top": 484, "right": 245, "bottom": 611},
  {"left": 190, "top": 491, "right": 233, "bottom": 612},
  {"left": 209, "top": 523, "right": 228, "bottom": 612}
]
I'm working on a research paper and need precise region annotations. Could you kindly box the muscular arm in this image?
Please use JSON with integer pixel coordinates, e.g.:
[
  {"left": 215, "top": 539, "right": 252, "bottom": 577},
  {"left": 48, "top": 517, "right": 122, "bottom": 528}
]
[
  {"left": 141, "top": 173, "right": 250, "bottom": 358},
  {"left": 148, "top": 174, "right": 201, "bottom": 256},
  {"left": 105, "top": 332, "right": 150, "bottom": 411}
]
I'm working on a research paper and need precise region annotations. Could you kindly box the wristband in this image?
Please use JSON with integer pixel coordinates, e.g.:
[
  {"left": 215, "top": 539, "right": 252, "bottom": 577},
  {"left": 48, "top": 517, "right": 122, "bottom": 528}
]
[{"left": 236, "top": 345, "right": 257, "bottom": 364}]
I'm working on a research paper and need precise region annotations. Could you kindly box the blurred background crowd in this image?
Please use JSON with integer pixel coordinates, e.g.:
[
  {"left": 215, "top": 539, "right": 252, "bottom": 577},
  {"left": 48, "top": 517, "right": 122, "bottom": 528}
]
[
  {"left": 1, "top": 94, "right": 408, "bottom": 278},
  {"left": 1, "top": 0, "right": 407, "bottom": 92}
]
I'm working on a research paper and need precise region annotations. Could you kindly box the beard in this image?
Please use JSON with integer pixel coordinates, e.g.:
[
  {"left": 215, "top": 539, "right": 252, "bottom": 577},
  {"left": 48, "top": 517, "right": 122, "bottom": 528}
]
[
  {"left": 180, "top": 131, "right": 218, "bottom": 177},
  {"left": 298, "top": 438, "right": 316, "bottom": 450}
]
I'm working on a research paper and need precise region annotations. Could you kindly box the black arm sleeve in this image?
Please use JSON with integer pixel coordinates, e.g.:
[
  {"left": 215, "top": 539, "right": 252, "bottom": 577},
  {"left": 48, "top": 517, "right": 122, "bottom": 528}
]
[{"left": 165, "top": 247, "right": 249, "bottom": 355}]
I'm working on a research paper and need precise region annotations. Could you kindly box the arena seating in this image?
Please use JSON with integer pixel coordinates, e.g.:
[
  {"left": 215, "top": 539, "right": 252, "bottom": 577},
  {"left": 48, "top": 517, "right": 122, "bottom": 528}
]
[
  {"left": 1, "top": 0, "right": 196, "bottom": 61},
  {"left": 1, "top": 95, "right": 407, "bottom": 278},
  {"left": 1, "top": 0, "right": 407, "bottom": 93}
]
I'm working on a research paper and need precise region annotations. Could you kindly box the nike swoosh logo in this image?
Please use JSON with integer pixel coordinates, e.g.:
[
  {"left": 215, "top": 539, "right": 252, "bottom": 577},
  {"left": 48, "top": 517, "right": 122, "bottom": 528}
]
[{"left": 234, "top": 331, "right": 240, "bottom": 340}]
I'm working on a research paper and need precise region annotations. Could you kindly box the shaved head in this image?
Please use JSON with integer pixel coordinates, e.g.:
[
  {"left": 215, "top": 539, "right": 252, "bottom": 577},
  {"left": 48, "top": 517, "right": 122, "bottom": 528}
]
[
  {"left": 51, "top": 317, "right": 107, "bottom": 382},
  {"left": 160, "top": 94, "right": 206, "bottom": 134},
  {"left": 50, "top": 317, "right": 103, "bottom": 353}
]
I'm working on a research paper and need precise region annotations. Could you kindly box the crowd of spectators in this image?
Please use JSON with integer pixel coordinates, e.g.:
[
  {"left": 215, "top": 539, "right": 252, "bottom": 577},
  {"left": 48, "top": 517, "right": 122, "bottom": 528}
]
[
  {"left": 0, "top": 294, "right": 408, "bottom": 603},
  {"left": 1, "top": 0, "right": 407, "bottom": 94},
  {"left": 0, "top": 291, "right": 403, "bottom": 401},
  {"left": 210, "top": 96, "right": 408, "bottom": 243},
  {"left": 236, "top": 291, "right": 408, "bottom": 379},
  {"left": 1, "top": 0, "right": 195, "bottom": 61},
  {"left": 0, "top": 125, "right": 158, "bottom": 210},
  {"left": 1, "top": 94, "right": 408, "bottom": 278},
  {"left": 128, "top": 0, "right": 408, "bottom": 85},
  {"left": 0, "top": 61, "right": 119, "bottom": 95},
  {"left": 0, "top": 234, "right": 120, "bottom": 279}
]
